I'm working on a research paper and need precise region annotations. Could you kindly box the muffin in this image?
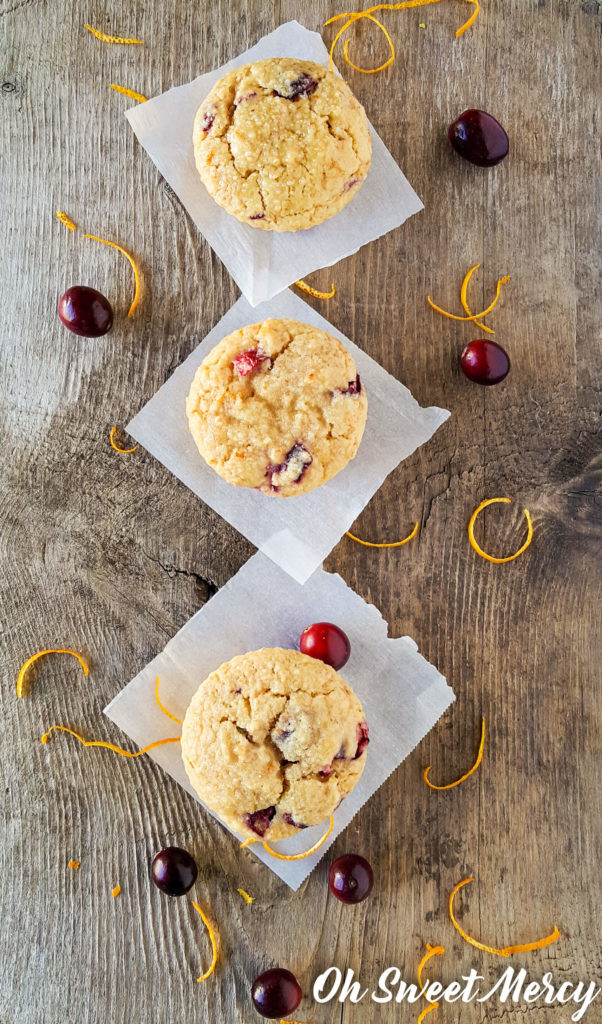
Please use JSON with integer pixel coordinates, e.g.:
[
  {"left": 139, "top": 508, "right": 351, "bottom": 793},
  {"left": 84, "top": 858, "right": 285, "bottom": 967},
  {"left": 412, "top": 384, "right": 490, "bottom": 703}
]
[
  {"left": 185, "top": 318, "right": 368, "bottom": 497},
  {"left": 181, "top": 647, "right": 369, "bottom": 840},
  {"left": 193, "top": 57, "right": 372, "bottom": 231}
]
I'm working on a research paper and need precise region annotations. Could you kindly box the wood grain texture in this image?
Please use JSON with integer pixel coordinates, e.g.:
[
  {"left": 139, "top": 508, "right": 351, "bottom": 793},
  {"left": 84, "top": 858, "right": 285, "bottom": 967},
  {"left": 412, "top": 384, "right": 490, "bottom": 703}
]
[{"left": 1, "top": 1, "right": 601, "bottom": 1021}]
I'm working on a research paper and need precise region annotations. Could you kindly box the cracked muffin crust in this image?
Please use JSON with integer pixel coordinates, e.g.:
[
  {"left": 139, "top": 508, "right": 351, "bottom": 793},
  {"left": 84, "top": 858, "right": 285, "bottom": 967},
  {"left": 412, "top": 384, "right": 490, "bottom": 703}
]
[
  {"left": 185, "top": 318, "right": 368, "bottom": 497},
  {"left": 192, "top": 57, "right": 372, "bottom": 231},
  {"left": 180, "top": 648, "right": 369, "bottom": 840}
]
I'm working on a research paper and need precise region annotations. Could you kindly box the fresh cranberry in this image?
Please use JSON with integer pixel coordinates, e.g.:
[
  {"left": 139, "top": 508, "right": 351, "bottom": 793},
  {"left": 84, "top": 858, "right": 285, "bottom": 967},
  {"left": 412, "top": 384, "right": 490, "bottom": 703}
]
[
  {"left": 58, "top": 285, "right": 113, "bottom": 337},
  {"left": 329, "top": 854, "right": 374, "bottom": 904},
  {"left": 354, "top": 722, "right": 370, "bottom": 758},
  {"left": 448, "top": 109, "right": 509, "bottom": 167},
  {"left": 151, "top": 847, "right": 198, "bottom": 896},
  {"left": 299, "top": 622, "right": 350, "bottom": 670},
  {"left": 233, "top": 347, "right": 269, "bottom": 376},
  {"left": 251, "top": 968, "right": 302, "bottom": 1018},
  {"left": 243, "top": 807, "right": 276, "bottom": 837},
  {"left": 460, "top": 339, "right": 510, "bottom": 385}
]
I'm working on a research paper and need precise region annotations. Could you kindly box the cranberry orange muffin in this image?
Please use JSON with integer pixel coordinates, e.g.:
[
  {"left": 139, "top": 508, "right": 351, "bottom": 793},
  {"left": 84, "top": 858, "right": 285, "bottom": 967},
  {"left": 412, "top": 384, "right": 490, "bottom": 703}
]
[
  {"left": 180, "top": 648, "right": 370, "bottom": 841},
  {"left": 185, "top": 318, "right": 368, "bottom": 497},
  {"left": 193, "top": 58, "right": 372, "bottom": 231}
]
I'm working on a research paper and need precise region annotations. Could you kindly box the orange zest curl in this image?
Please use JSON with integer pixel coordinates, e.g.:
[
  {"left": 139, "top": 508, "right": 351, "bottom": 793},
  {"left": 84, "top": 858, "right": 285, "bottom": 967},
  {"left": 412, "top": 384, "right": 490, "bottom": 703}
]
[
  {"left": 449, "top": 877, "right": 560, "bottom": 956},
  {"left": 54, "top": 214, "right": 141, "bottom": 317},
  {"left": 84, "top": 24, "right": 143, "bottom": 45},
  {"left": 468, "top": 498, "right": 533, "bottom": 564},
  {"left": 295, "top": 278, "right": 336, "bottom": 299},
  {"left": 241, "top": 815, "right": 334, "bottom": 861},
  {"left": 109, "top": 426, "right": 138, "bottom": 454},
  {"left": 56, "top": 210, "right": 76, "bottom": 231},
  {"left": 460, "top": 263, "right": 491, "bottom": 334},
  {"left": 417, "top": 1007, "right": 437, "bottom": 1024},
  {"left": 82, "top": 234, "right": 141, "bottom": 317},
  {"left": 40, "top": 724, "right": 180, "bottom": 758},
  {"left": 112, "top": 885, "right": 121, "bottom": 898},
  {"left": 325, "top": 1, "right": 480, "bottom": 75},
  {"left": 155, "top": 676, "right": 182, "bottom": 726},
  {"left": 17, "top": 648, "right": 88, "bottom": 698},
  {"left": 191, "top": 902, "right": 219, "bottom": 982},
  {"left": 68, "top": 860, "right": 80, "bottom": 870},
  {"left": 417, "top": 943, "right": 445, "bottom": 1023},
  {"left": 237, "top": 888, "right": 255, "bottom": 904},
  {"left": 110, "top": 84, "right": 148, "bottom": 103},
  {"left": 346, "top": 520, "right": 419, "bottom": 548},
  {"left": 424, "top": 717, "right": 485, "bottom": 790},
  {"left": 427, "top": 268, "right": 510, "bottom": 334}
]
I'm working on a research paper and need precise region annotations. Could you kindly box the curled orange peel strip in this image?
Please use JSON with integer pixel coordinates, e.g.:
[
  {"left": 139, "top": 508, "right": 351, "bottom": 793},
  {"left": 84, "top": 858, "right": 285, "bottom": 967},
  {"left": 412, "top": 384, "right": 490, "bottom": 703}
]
[
  {"left": 449, "top": 877, "right": 560, "bottom": 956},
  {"left": 112, "top": 885, "right": 121, "bottom": 898},
  {"left": 237, "top": 888, "right": 255, "bottom": 904},
  {"left": 191, "top": 901, "right": 219, "bottom": 982},
  {"left": 241, "top": 816, "right": 335, "bottom": 861},
  {"left": 424, "top": 717, "right": 485, "bottom": 790},
  {"left": 40, "top": 724, "right": 180, "bottom": 758},
  {"left": 460, "top": 263, "right": 491, "bottom": 334},
  {"left": 55, "top": 215, "right": 141, "bottom": 317},
  {"left": 17, "top": 648, "right": 88, "bottom": 698},
  {"left": 325, "top": 1, "right": 480, "bottom": 74},
  {"left": 84, "top": 24, "right": 143, "bottom": 45},
  {"left": 417, "top": 943, "right": 445, "bottom": 1023},
  {"left": 427, "top": 273, "right": 511, "bottom": 330},
  {"left": 346, "top": 520, "right": 419, "bottom": 548},
  {"left": 155, "top": 676, "right": 182, "bottom": 726},
  {"left": 110, "top": 426, "right": 138, "bottom": 454},
  {"left": 56, "top": 210, "right": 76, "bottom": 231},
  {"left": 469, "top": 498, "right": 533, "bottom": 564},
  {"left": 417, "top": 1007, "right": 437, "bottom": 1024},
  {"left": 110, "top": 84, "right": 148, "bottom": 103},
  {"left": 82, "top": 234, "right": 140, "bottom": 317},
  {"left": 68, "top": 860, "right": 80, "bottom": 870},
  {"left": 295, "top": 278, "right": 336, "bottom": 299}
]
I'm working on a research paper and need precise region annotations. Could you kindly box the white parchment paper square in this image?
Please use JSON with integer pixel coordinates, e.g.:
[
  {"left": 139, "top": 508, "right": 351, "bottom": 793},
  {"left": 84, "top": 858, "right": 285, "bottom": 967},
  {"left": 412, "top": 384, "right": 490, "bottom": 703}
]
[
  {"left": 125, "top": 20, "right": 424, "bottom": 306},
  {"left": 127, "top": 289, "right": 449, "bottom": 584},
  {"left": 105, "top": 552, "right": 454, "bottom": 889}
]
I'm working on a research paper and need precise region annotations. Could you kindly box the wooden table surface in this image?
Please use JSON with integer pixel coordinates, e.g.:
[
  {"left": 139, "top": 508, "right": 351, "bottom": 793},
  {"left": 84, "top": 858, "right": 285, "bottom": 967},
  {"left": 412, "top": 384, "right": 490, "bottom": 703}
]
[{"left": 2, "top": 2, "right": 601, "bottom": 1021}]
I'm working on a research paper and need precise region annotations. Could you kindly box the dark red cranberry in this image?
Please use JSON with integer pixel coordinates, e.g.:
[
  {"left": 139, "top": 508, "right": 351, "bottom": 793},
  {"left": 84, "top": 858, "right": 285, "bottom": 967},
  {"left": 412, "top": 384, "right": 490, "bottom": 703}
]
[
  {"left": 282, "top": 812, "right": 308, "bottom": 829},
  {"left": 151, "top": 846, "right": 198, "bottom": 896},
  {"left": 448, "top": 109, "right": 509, "bottom": 167},
  {"left": 201, "top": 110, "right": 215, "bottom": 132},
  {"left": 251, "top": 968, "right": 302, "bottom": 1019},
  {"left": 58, "top": 285, "right": 113, "bottom": 337},
  {"left": 243, "top": 806, "right": 276, "bottom": 837},
  {"left": 268, "top": 442, "right": 312, "bottom": 491},
  {"left": 354, "top": 721, "right": 370, "bottom": 758},
  {"left": 233, "top": 346, "right": 269, "bottom": 376},
  {"left": 460, "top": 339, "right": 510, "bottom": 385},
  {"left": 329, "top": 854, "right": 374, "bottom": 904},
  {"left": 335, "top": 374, "right": 362, "bottom": 396},
  {"left": 274, "top": 73, "right": 318, "bottom": 101},
  {"left": 300, "top": 622, "right": 350, "bottom": 670}
]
